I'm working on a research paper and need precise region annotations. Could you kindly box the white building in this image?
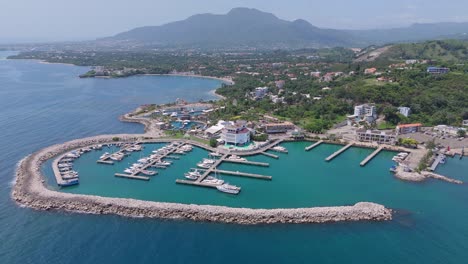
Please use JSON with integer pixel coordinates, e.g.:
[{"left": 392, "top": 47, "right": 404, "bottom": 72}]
[
  {"left": 434, "top": 125, "right": 466, "bottom": 136},
  {"left": 251, "top": 87, "right": 269, "bottom": 100},
  {"left": 463, "top": 120, "right": 468, "bottom": 127},
  {"left": 347, "top": 104, "right": 377, "bottom": 126},
  {"left": 221, "top": 120, "right": 251, "bottom": 146},
  {"left": 356, "top": 129, "right": 396, "bottom": 144},
  {"left": 398, "top": 107, "right": 411, "bottom": 117}
]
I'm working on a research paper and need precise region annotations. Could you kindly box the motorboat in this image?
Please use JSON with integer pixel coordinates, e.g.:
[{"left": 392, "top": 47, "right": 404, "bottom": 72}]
[
  {"left": 216, "top": 183, "right": 241, "bottom": 194},
  {"left": 59, "top": 179, "right": 79, "bottom": 187},
  {"left": 208, "top": 152, "right": 222, "bottom": 158},
  {"left": 197, "top": 162, "right": 212, "bottom": 169},
  {"left": 227, "top": 155, "right": 247, "bottom": 162},
  {"left": 272, "top": 146, "right": 288, "bottom": 153},
  {"left": 99, "top": 152, "right": 110, "bottom": 159},
  {"left": 140, "top": 170, "right": 157, "bottom": 176},
  {"left": 202, "top": 176, "right": 224, "bottom": 185}
]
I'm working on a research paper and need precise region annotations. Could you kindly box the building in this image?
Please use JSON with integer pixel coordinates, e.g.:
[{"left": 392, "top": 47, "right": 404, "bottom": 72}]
[
  {"left": 275, "top": 80, "right": 285, "bottom": 89},
  {"left": 347, "top": 104, "right": 377, "bottom": 125},
  {"left": 427, "top": 67, "right": 450, "bottom": 74},
  {"left": 434, "top": 125, "right": 466, "bottom": 136},
  {"left": 395, "top": 123, "right": 422, "bottom": 134},
  {"left": 264, "top": 122, "right": 295, "bottom": 134},
  {"left": 463, "top": 120, "right": 468, "bottom": 127},
  {"left": 251, "top": 87, "right": 269, "bottom": 100},
  {"left": 356, "top": 129, "right": 397, "bottom": 144},
  {"left": 155, "top": 122, "right": 166, "bottom": 129},
  {"left": 310, "top": 71, "right": 321, "bottom": 78},
  {"left": 364, "top": 68, "right": 377, "bottom": 75},
  {"left": 221, "top": 120, "right": 251, "bottom": 146},
  {"left": 405, "top": 59, "right": 418, "bottom": 64},
  {"left": 398, "top": 107, "right": 411, "bottom": 117}
]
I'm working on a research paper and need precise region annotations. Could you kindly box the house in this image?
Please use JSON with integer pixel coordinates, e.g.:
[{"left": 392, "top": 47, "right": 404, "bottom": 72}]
[
  {"left": 155, "top": 122, "right": 166, "bottom": 129},
  {"left": 398, "top": 107, "right": 411, "bottom": 117},
  {"left": 434, "top": 125, "right": 465, "bottom": 136},
  {"left": 264, "top": 122, "right": 295, "bottom": 134},
  {"left": 321, "top": 72, "right": 335, "bottom": 82},
  {"left": 463, "top": 120, "right": 468, "bottom": 127},
  {"left": 405, "top": 59, "right": 418, "bottom": 64},
  {"left": 275, "top": 80, "right": 285, "bottom": 89},
  {"left": 251, "top": 87, "right": 269, "bottom": 100},
  {"left": 364, "top": 68, "right": 377, "bottom": 74},
  {"left": 221, "top": 120, "right": 251, "bottom": 146},
  {"left": 427, "top": 67, "right": 450, "bottom": 74},
  {"left": 356, "top": 129, "right": 397, "bottom": 144},
  {"left": 395, "top": 123, "right": 422, "bottom": 135},
  {"left": 310, "top": 71, "right": 321, "bottom": 78},
  {"left": 347, "top": 104, "right": 377, "bottom": 125},
  {"left": 322, "top": 87, "right": 332, "bottom": 91}
]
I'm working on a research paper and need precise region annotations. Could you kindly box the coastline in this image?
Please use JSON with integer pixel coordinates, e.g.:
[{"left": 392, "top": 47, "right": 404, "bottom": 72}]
[
  {"left": 12, "top": 115, "right": 392, "bottom": 225},
  {"left": 141, "top": 73, "right": 234, "bottom": 85}
]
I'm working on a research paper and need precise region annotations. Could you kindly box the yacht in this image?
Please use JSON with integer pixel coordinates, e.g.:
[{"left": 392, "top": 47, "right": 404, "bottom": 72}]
[
  {"left": 440, "top": 155, "right": 447, "bottom": 164},
  {"left": 209, "top": 152, "right": 222, "bottom": 158},
  {"left": 110, "top": 153, "right": 124, "bottom": 161},
  {"left": 227, "top": 155, "right": 247, "bottom": 162},
  {"left": 170, "top": 112, "right": 178, "bottom": 117},
  {"left": 124, "top": 168, "right": 136, "bottom": 174},
  {"left": 59, "top": 179, "right": 79, "bottom": 187},
  {"left": 202, "top": 176, "right": 224, "bottom": 185},
  {"left": 216, "top": 183, "right": 241, "bottom": 194},
  {"left": 137, "top": 158, "right": 150, "bottom": 163},
  {"left": 99, "top": 152, "right": 110, "bottom": 159},
  {"left": 184, "top": 172, "right": 199, "bottom": 180},
  {"left": 140, "top": 170, "right": 157, "bottom": 176},
  {"left": 272, "top": 146, "right": 288, "bottom": 153},
  {"left": 202, "top": 159, "right": 216, "bottom": 164},
  {"left": 197, "top": 162, "right": 212, "bottom": 169}
]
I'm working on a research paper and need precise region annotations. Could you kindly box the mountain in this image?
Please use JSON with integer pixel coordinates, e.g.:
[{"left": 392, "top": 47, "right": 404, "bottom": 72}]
[
  {"left": 346, "top": 22, "right": 468, "bottom": 45},
  {"left": 104, "top": 8, "right": 468, "bottom": 49},
  {"left": 105, "top": 8, "right": 354, "bottom": 48}
]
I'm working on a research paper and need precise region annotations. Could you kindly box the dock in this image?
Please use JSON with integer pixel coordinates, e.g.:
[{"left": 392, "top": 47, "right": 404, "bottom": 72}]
[
  {"left": 260, "top": 152, "right": 279, "bottom": 159},
  {"left": 223, "top": 159, "right": 269, "bottom": 167},
  {"left": 115, "top": 173, "right": 150, "bottom": 181},
  {"left": 360, "top": 146, "right": 384, "bottom": 166},
  {"left": 305, "top": 140, "right": 324, "bottom": 151},
  {"left": 97, "top": 160, "right": 114, "bottom": 165},
  {"left": 194, "top": 168, "right": 272, "bottom": 180},
  {"left": 175, "top": 179, "right": 217, "bottom": 188},
  {"left": 429, "top": 154, "right": 445, "bottom": 171},
  {"left": 325, "top": 143, "right": 354, "bottom": 162}
]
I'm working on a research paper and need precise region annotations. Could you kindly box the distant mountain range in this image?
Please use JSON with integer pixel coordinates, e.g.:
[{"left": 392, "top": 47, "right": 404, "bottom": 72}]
[{"left": 104, "top": 8, "right": 468, "bottom": 48}]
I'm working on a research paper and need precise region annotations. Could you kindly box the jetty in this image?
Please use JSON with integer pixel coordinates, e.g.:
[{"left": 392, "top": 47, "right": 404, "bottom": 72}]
[
  {"left": 305, "top": 140, "right": 323, "bottom": 151},
  {"left": 223, "top": 159, "right": 269, "bottom": 167},
  {"left": 429, "top": 154, "right": 445, "bottom": 171},
  {"left": 260, "top": 152, "right": 279, "bottom": 159},
  {"left": 360, "top": 146, "right": 384, "bottom": 166},
  {"left": 325, "top": 143, "right": 354, "bottom": 162},
  {"left": 196, "top": 168, "right": 272, "bottom": 180},
  {"left": 115, "top": 173, "right": 150, "bottom": 181}
]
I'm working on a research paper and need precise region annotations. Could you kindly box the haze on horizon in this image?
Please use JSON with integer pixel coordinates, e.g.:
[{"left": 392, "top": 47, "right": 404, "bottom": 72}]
[{"left": 1, "top": 0, "right": 468, "bottom": 43}]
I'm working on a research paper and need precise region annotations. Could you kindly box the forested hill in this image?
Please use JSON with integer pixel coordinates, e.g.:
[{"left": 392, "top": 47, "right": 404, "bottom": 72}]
[{"left": 379, "top": 40, "right": 468, "bottom": 62}]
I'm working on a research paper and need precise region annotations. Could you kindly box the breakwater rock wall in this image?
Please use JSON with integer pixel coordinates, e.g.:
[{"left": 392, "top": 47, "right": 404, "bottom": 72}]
[{"left": 12, "top": 135, "right": 392, "bottom": 224}]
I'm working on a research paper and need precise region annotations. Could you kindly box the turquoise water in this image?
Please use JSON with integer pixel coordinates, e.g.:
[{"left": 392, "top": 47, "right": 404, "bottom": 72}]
[{"left": 2, "top": 50, "right": 468, "bottom": 263}]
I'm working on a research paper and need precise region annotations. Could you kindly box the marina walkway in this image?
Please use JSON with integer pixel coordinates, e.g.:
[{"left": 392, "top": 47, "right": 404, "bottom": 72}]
[
  {"left": 360, "top": 146, "right": 384, "bottom": 166},
  {"left": 429, "top": 154, "right": 445, "bottom": 171},
  {"left": 325, "top": 143, "right": 354, "bottom": 162},
  {"left": 305, "top": 140, "right": 323, "bottom": 151}
]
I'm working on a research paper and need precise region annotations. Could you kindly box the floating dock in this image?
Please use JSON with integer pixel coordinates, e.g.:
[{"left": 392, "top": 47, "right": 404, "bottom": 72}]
[
  {"left": 115, "top": 173, "right": 150, "bottom": 181},
  {"left": 97, "top": 160, "right": 114, "bottom": 165},
  {"left": 305, "top": 140, "right": 324, "bottom": 151},
  {"left": 429, "top": 154, "right": 445, "bottom": 171},
  {"left": 360, "top": 146, "right": 384, "bottom": 166},
  {"left": 260, "top": 152, "right": 279, "bottom": 159},
  {"left": 195, "top": 168, "right": 272, "bottom": 180},
  {"left": 325, "top": 143, "right": 354, "bottom": 162},
  {"left": 175, "top": 179, "right": 217, "bottom": 188},
  {"left": 223, "top": 159, "right": 269, "bottom": 167}
]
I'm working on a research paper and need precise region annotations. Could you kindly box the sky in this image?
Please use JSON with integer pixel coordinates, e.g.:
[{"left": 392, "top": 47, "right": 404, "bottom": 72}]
[{"left": 1, "top": 0, "right": 467, "bottom": 43}]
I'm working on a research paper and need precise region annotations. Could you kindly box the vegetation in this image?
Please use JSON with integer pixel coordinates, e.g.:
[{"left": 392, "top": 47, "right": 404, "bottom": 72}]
[{"left": 209, "top": 138, "right": 218, "bottom": 147}]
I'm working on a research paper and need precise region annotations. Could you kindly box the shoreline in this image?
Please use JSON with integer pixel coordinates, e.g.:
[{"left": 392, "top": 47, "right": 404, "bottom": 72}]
[{"left": 11, "top": 115, "right": 392, "bottom": 224}]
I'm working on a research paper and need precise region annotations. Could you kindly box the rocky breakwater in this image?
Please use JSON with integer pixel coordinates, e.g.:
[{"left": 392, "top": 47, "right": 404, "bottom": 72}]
[
  {"left": 12, "top": 134, "right": 392, "bottom": 224},
  {"left": 394, "top": 166, "right": 463, "bottom": 184}
]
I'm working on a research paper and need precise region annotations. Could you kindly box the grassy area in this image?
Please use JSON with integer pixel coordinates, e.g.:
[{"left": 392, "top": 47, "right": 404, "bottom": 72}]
[
  {"left": 163, "top": 130, "right": 209, "bottom": 145},
  {"left": 377, "top": 122, "right": 396, "bottom": 130}
]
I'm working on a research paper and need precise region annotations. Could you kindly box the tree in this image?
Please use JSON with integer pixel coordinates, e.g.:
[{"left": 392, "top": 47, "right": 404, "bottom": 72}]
[
  {"left": 209, "top": 138, "right": 218, "bottom": 148},
  {"left": 457, "top": 129, "right": 466, "bottom": 138}
]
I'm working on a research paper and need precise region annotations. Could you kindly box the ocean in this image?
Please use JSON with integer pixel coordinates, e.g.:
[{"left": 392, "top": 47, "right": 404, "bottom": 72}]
[{"left": 1, "top": 51, "right": 468, "bottom": 264}]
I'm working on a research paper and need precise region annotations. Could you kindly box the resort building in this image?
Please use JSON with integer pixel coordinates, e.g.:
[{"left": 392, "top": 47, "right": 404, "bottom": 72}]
[
  {"left": 251, "top": 87, "right": 269, "bottom": 100},
  {"left": 221, "top": 120, "right": 251, "bottom": 146},
  {"left": 398, "top": 107, "right": 411, "bottom": 117},
  {"left": 427, "top": 67, "right": 450, "bottom": 74},
  {"left": 364, "top": 68, "right": 377, "bottom": 74},
  {"left": 395, "top": 123, "right": 422, "bottom": 135},
  {"left": 356, "top": 129, "right": 397, "bottom": 144},
  {"left": 264, "top": 122, "right": 295, "bottom": 134},
  {"left": 205, "top": 120, "right": 229, "bottom": 137},
  {"left": 347, "top": 104, "right": 377, "bottom": 126},
  {"left": 463, "top": 120, "right": 468, "bottom": 127},
  {"left": 434, "top": 125, "right": 466, "bottom": 136}
]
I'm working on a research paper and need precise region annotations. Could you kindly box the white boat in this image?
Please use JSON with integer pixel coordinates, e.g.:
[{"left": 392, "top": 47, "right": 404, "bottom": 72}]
[
  {"left": 184, "top": 172, "right": 199, "bottom": 180},
  {"left": 216, "top": 183, "right": 241, "bottom": 194},
  {"left": 140, "top": 170, "right": 157, "bottom": 176},
  {"left": 440, "top": 155, "right": 447, "bottom": 164},
  {"left": 197, "top": 162, "right": 212, "bottom": 169},
  {"left": 227, "top": 155, "right": 247, "bottom": 162},
  {"left": 99, "top": 152, "right": 110, "bottom": 159},
  {"left": 272, "top": 146, "right": 288, "bottom": 153},
  {"left": 110, "top": 153, "right": 124, "bottom": 161},
  {"left": 137, "top": 158, "right": 150, "bottom": 163},
  {"left": 170, "top": 112, "right": 178, "bottom": 117},
  {"left": 202, "top": 176, "right": 224, "bottom": 185},
  {"left": 202, "top": 158, "right": 216, "bottom": 164},
  {"left": 209, "top": 152, "right": 222, "bottom": 157},
  {"left": 124, "top": 168, "right": 136, "bottom": 174}
]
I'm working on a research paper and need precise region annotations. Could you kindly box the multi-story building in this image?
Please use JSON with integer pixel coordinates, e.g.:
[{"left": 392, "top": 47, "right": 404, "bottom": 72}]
[
  {"left": 398, "top": 107, "right": 411, "bottom": 117},
  {"left": 427, "top": 67, "right": 450, "bottom": 74},
  {"left": 347, "top": 104, "right": 377, "bottom": 125},
  {"left": 264, "top": 122, "right": 295, "bottom": 134},
  {"left": 356, "top": 129, "right": 397, "bottom": 144},
  {"left": 395, "top": 123, "right": 422, "bottom": 135},
  {"left": 251, "top": 87, "right": 269, "bottom": 100},
  {"left": 221, "top": 120, "right": 251, "bottom": 146}
]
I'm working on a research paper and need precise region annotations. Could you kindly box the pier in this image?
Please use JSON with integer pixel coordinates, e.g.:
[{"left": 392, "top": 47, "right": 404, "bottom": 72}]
[
  {"left": 325, "top": 143, "right": 354, "bottom": 162},
  {"left": 114, "top": 143, "right": 187, "bottom": 180},
  {"left": 260, "top": 152, "right": 279, "bottom": 159},
  {"left": 195, "top": 168, "right": 272, "bottom": 180},
  {"left": 305, "top": 140, "right": 323, "bottom": 151},
  {"left": 115, "top": 173, "right": 150, "bottom": 181},
  {"left": 360, "top": 146, "right": 384, "bottom": 166},
  {"left": 429, "top": 154, "right": 445, "bottom": 171},
  {"left": 223, "top": 159, "right": 269, "bottom": 167}
]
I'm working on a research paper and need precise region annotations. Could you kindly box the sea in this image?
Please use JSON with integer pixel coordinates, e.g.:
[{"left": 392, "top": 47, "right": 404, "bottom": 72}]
[{"left": 1, "top": 51, "right": 468, "bottom": 263}]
